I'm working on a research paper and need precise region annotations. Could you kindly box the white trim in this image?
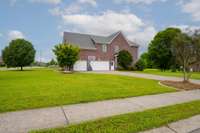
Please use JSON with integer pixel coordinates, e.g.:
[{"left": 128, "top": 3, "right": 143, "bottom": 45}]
[
  {"left": 108, "top": 31, "right": 133, "bottom": 47},
  {"left": 108, "top": 31, "right": 121, "bottom": 44}
]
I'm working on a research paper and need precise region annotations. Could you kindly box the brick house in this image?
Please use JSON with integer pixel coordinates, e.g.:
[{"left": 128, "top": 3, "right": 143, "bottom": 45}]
[{"left": 63, "top": 31, "right": 139, "bottom": 71}]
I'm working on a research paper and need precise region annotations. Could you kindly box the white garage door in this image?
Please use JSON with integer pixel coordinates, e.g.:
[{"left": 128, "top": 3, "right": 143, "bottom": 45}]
[
  {"left": 90, "top": 61, "right": 110, "bottom": 71},
  {"left": 73, "top": 61, "right": 87, "bottom": 71}
]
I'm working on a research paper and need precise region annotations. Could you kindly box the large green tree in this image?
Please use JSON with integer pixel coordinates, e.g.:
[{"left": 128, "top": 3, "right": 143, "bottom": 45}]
[
  {"left": 148, "top": 28, "right": 181, "bottom": 70},
  {"left": 53, "top": 43, "right": 80, "bottom": 71},
  {"left": 140, "top": 52, "right": 153, "bottom": 68},
  {"left": 2, "top": 39, "right": 36, "bottom": 71},
  {"left": 172, "top": 32, "right": 200, "bottom": 82},
  {"left": 117, "top": 50, "right": 133, "bottom": 70}
]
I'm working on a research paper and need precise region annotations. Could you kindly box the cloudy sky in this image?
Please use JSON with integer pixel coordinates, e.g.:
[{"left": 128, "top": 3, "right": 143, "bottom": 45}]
[{"left": 0, "top": 0, "right": 200, "bottom": 62}]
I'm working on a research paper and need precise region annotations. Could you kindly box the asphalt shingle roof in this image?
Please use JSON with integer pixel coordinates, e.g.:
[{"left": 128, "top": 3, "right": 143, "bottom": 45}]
[{"left": 63, "top": 31, "right": 139, "bottom": 49}]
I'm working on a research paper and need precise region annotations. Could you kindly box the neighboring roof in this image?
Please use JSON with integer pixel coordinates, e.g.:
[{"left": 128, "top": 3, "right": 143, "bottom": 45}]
[{"left": 63, "top": 31, "right": 139, "bottom": 49}]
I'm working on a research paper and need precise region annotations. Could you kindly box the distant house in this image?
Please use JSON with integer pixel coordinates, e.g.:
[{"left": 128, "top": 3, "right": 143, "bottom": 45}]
[
  {"left": 191, "top": 62, "right": 200, "bottom": 72},
  {"left": 63, "top": 31, "right": 139, "bottom": 71}
]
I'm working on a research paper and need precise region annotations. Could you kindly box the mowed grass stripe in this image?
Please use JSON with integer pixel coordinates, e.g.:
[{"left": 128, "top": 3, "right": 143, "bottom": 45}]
[{"left": 0, "top": 68, "right": 175, "bottom": 113}]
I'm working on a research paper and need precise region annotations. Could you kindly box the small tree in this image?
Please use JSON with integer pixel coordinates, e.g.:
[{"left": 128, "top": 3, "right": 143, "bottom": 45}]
[
  {"left": 135, "top": 58, "right": 146, "bottom": 71},
  {"left": 172, "top": 33, "right": 200, "bottom": 82},
  {"left": 117, "top": 50, "right": 133, "bottom": 70},
  {"left": 48, "top": 59, "right": 57, "bottom": 66},
  {"left": 2, "top": 39, "right": 36, "bottom": 71},
  {"left": 53, "top": 43, "right": 80, "bottom": 71}
]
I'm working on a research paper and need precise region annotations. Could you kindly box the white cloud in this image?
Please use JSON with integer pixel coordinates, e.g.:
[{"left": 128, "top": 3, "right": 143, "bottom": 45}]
[
  {"left": 8, "top": 30, "right": 25, "bottom": 41},
  {"left": 113, "top": 0, "right": 167, "bottom": 5},
  {"left": 78, "top": 0, "right": 97, "bottom": 7},
  {"left": 60, "top": 10, "right": 156, "bottom": 49},
  {"left": 0, "top": 33, "right": 2, "bottom": 37},
  {"left": 49, "top": 0, "right": 97, "bottom": 15},
  {"left": 181, "top": 0, "right": 200, "bottom": 21},
  {"left": 170, "top": 25, "right": 200, "bottom": 35},
  {"left": 30, "top": 0, "right": 62, "bottom": 5}
]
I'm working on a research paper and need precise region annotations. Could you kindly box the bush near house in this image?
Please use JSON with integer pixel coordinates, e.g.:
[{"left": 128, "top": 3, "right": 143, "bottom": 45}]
[{"left": 117, "top": 50, "right": 133, "bottom": 70}]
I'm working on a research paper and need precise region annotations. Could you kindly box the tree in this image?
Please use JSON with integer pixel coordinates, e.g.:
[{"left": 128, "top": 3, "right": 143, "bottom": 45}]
[
  {"left": 148, "top": 28, "right": 181, "bottom": 70},
  {"left": 2, "top": 39, "right": 36, "bottom": 71},
  {"left": 53, "top": 43, "right": 80, "bottom": 71},
  {"left": 135, "top": 58, "right": 145, "bottom": 71},
  {"left": 140, "top": 52, "right": 153, "bottom": 68},
  {"left": 47, "top": 59, "right": 57, "bottom": 66},
  {"left": 172, "top": 32, "right": 200, "bottom": 82},
  {"left": 117, "top": 50, "right": 133, "bottom": 70}
]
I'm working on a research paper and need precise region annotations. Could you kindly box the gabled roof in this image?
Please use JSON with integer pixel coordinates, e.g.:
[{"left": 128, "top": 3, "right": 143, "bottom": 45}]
[
  {"left": 63, "top": 32, "right": 96, "bottom": 50},
  {"left": 63, "top": 31, "right": 139, "bottom": 49}
]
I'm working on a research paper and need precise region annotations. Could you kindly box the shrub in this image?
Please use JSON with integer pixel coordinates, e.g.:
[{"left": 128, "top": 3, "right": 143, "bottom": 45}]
[
  {"left": 117, "top": 50, "right": 133, "bottom": 70},
  {"left": 135, "top": 59, "right": 145, "bottom": 71}
]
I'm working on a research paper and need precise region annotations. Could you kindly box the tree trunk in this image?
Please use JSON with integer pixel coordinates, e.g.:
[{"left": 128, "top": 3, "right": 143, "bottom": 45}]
[
  {"left": 183, "top": 67, "right": 187, "bottom": 82},
  {"left": 20, "top": 66, "right": 23, "bottom": 71}
]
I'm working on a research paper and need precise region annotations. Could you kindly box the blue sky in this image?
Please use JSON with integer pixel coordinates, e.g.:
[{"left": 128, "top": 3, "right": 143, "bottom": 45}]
[{"left": 0, "top": 0, "right": 200, "bottom": 62}]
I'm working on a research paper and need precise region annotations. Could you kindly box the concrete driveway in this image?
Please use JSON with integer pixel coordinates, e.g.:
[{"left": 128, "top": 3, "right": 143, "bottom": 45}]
[{"left": 87, "top": 71, "right": 200, "bottom": 84}]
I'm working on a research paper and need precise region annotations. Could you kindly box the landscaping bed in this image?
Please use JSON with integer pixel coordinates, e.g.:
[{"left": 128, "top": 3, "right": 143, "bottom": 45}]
[
  {"left": 30, "top": 100, "right": 200, "bottom": 133},
  {"left": 161, "top": 80, "right": 200, "bottom": 90}
]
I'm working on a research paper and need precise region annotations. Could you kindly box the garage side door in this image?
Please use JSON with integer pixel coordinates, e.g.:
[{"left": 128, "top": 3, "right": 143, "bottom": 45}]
[
  {"left": 90, "top": 61, "right": 110, "bottom": 71},
  {"left": 73, "top": 61, "right": 87, "bottom": 71}
]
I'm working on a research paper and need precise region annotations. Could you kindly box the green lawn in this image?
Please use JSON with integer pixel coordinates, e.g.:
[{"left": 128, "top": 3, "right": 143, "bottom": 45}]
[
  {"left": 31, "top": 100, "right": 200, "bottom": 133},
  {"left": 0, "top": 68, "right": 175, "bottom": 113},
  {"left": 135, "top": 69, "right": 200, "bottom": 80}
]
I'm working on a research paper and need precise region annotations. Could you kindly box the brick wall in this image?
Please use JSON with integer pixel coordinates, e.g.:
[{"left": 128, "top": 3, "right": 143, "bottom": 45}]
[{"left": 79, "top": 33, "right": 139, "bottom": 63}]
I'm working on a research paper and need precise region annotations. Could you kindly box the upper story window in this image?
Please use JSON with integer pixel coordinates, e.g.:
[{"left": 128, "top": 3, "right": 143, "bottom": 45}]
[
  {"left": 102, "top": 44, "right": 107, "bottom": 53},
  {"left": 114, "top": 45, "right": 120, "bottom": 53}
]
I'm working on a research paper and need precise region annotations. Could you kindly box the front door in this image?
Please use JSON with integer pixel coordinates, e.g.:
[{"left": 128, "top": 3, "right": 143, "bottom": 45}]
[{"left": 110, "top": 61, "right": 115, "bottom": 70}]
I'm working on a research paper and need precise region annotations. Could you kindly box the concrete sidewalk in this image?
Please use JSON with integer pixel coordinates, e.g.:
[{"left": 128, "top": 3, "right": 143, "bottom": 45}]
[
  {"left": 88, "top": 71, "right": 200, "bottom": 84},
  {"left": 140, "top": 114, "right": 200, "bottom": 133},
  {"left": 1, "top": 90, "right": 200, "bottom": 133}
]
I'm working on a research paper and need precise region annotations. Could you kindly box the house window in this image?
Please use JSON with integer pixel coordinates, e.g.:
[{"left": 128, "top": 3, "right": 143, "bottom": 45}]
[
  {"left": 114, "top": 45, "right": 119, "bottom": 53},
  {"left": 102, "top": 44, "right": 107, "bottom": 53},
  {"left": 88, "top": 56, "right": 96, "bottom": 61}
]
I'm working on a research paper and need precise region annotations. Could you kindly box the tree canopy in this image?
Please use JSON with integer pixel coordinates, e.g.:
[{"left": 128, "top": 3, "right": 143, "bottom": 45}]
[
  {"left": 2, "top": 39, "right": 36, "bottom": 70},
  {"left": 53, "top": 43, "right": 80, "bottom": 71},
  {"left": 172, "top": 32, "right": 200, "bottom": 82},
  {"left": 148, "top": 28, "right": 181, "bottom": 70}
]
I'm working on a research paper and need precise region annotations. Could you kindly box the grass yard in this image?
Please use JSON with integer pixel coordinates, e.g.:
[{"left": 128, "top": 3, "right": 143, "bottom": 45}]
[
  {"left": 135, "top": 69, "right": 200, "bottom": 80},
  {"left": 0, "top": 68, "right": 175, "bottom": 113},
  {"left": 31, "top": 100, "right": 200, "bottom": 133}
]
